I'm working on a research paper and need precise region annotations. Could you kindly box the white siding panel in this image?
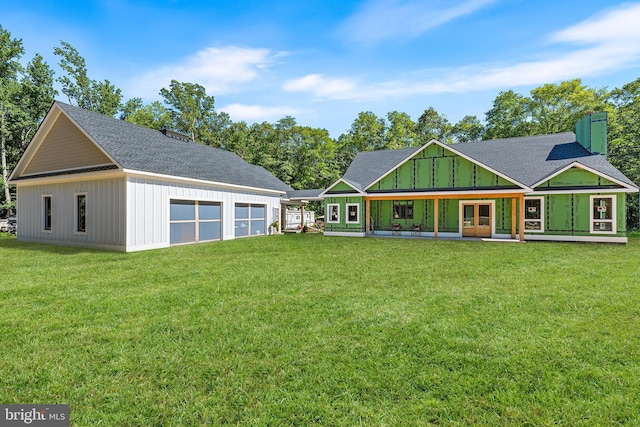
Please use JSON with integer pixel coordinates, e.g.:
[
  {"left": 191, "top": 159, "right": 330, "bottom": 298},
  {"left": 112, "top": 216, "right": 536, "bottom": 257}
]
[
  {"left": 15, "top": 178, "right": 126, "bottom": 250},
  {"left": 126, "top": 177, "right": 282, "bottom": 251}
]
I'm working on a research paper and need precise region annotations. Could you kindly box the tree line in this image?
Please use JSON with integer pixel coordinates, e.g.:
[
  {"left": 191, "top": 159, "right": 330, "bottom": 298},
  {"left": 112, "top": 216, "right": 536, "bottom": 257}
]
[{"left": 1, "top": 25, "right": 639, "bottom": 227}]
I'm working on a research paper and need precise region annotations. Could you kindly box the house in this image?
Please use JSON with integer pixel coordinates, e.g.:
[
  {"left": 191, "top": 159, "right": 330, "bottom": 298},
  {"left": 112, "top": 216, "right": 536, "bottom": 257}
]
[
  {"left": 321, "top": 113, "right": 639, "bottom": 243},
  {"left": 285, "top": 208, "right": 316, "bottom": 230},
  {"left": 8, "top": 101, "right": 295, "bottom": 251}
]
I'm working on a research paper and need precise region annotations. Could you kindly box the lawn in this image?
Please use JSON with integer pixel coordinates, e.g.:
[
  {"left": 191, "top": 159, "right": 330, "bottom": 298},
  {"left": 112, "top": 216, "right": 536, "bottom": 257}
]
[{"left": 1, "top": 233, "right": 639, "bottom": 426}]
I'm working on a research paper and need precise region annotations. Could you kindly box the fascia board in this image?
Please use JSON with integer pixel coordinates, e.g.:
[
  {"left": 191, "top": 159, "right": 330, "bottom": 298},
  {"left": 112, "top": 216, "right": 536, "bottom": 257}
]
[
  {"left": 529, "top": 188, "right": 635, "bottom": 195},
  {"left": 56, "top": 102, "right": 122, "bottom": 169},
  {"left": 123, "top": 169, "right": 288, "bottom": 196},
  {"left": 363, "top": 139, "right": 529, "bottom": 191},
  {"left": 531, "top": 161, "right": 639, "bottom": 191},
  {"left": 8, "top": 103, "right": 60, "bottom": 181},
  {"left": 319, "top": 178, "right": 364, "bottom": 197},
  {"left": 9, "top": 102, "right": 123, "bottom": 181},
  {"left": 364, "top": 188, "right": 528, "bottom": 199}
]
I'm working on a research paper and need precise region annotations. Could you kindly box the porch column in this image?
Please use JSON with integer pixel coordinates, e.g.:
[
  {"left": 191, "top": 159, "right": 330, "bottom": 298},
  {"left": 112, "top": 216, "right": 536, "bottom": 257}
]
[
  {"left": 519, "top": 195, "right": 525, "bottom": 242},
  {"left": 300, "top": 203, "right": 305, "bottom": 229},
  {"left": 365, "top": 199, "right": 371, "bottom": 236},
  {"left": 434, "top": 198, "right": 439, "bottom": 240},
  {"left": 511, "top": 197, "right": 516, "bottom": 239}
]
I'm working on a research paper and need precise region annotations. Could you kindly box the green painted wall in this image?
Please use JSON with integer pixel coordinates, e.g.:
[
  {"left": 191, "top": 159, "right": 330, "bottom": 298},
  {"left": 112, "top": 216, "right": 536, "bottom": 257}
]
[
  {"left": 374, "top": 143, "right": 516, "bottom": 191},
  {"left": 324, "top": 196, "right": 365, "bottom": 233},
  {"left": 542, "top": 192, "right": 626, "bottom": 236},
  {"left": 541, "top": 167, "right": 617, "bottom": 188},
  {"left": 370, "top": 197, "right": 518, "bottom": 234},
  {"left": 327, "top": 181, "right": 359, "bottom": 193}
]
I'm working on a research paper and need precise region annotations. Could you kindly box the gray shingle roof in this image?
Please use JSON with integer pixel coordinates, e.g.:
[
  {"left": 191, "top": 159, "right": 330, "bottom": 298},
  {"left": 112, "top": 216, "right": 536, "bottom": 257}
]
[
  {"left": 343, "top": 147, "right": 420, "bottom": 190},
  {"left": 57, "top": 102, "right": 291, "bottom": 193},
  {"left": 287, "top": 189, "right": 325, "bottom": 200},
  {"left": 340, "top": 133, "right": 637, "bottom": 190},
  {"left": 454, "top": 133, "right": 637, "bottom": 188}
]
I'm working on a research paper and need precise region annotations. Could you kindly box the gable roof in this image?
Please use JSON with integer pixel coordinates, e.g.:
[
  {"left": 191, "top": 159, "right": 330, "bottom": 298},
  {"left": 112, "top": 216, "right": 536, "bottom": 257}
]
[
  {"left": 342, "top": 147, "right": 421, "bottom": 191},
  {"left": 453, "top": 132, "right": 636, "bottom": 189},
  {"left": 12, "top": 102, "right": 291, "bottom": 193},
  {"left": 339, "top": 132, "right": 638, "bottom": 192}
]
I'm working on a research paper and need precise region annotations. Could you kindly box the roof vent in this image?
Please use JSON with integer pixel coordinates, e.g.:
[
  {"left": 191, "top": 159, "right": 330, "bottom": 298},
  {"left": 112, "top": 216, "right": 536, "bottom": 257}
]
[{"left": 161, "top": 128, "right": 192, "bottom": 142}]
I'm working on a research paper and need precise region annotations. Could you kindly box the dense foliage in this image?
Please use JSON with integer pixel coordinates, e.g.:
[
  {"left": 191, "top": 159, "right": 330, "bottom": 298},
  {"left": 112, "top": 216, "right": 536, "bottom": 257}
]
[{"left": 1, "top": 24, "right": 639, "bottom": 227}]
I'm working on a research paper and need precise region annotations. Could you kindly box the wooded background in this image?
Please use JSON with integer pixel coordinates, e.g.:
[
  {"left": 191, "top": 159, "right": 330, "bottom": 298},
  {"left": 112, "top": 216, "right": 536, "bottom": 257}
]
[{"left": 2, "top": 25, "right": 638, "bottom": 227}]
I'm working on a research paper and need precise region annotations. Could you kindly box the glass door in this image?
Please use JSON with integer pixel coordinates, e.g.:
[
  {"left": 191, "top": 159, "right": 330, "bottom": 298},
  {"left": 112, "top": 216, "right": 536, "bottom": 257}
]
[{"left": 462, "top": 203, "right": 492, "bottom": 237}]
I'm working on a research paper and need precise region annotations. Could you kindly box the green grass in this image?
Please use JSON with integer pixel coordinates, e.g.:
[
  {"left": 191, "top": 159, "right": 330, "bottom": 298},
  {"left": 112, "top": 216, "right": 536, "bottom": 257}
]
[{"left": 1, "top": 233, "right": 640, "bottom": 426}]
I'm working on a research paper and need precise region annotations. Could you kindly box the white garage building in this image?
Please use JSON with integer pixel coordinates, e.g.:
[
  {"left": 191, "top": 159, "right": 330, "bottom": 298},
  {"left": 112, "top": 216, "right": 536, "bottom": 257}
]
[{"left": 9, "top": 102, "right": 293, "bottom": 251}]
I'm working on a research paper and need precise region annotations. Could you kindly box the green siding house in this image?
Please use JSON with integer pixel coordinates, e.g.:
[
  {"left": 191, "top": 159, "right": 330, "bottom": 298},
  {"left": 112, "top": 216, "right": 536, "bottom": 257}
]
[{"left": 322, "top": 113, "right": 638, "bottom": 243}]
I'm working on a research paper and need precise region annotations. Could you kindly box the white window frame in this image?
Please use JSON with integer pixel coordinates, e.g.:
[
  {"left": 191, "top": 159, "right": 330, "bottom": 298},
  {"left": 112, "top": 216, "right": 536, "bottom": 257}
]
[
  {"left": 524, "top": 196, "right": 544, "bottom": 233},
  {"left": 74, "top": 192, "right": 87, "bottom": 235},
  {"left": 590, "top": 195, "right": 616, "bottom": 234},
  {"left": 346, "top": 203, "right": 360, "bottom": 224},
  {"left": 42, "top": 194, "right": 53, "bottom": 233},
  {"left": 327, "top": 204, "right": 340, "bottom": 223}
]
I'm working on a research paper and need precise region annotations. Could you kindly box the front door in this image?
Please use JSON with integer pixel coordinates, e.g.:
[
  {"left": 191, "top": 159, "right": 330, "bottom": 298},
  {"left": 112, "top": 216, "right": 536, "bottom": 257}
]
[{"left": 462, "top": 203, "right": 492, "bottom": 237}]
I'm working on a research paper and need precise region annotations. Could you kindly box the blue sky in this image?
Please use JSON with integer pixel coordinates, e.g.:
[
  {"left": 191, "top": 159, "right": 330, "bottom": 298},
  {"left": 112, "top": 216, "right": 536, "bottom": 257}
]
[{"left": 5, "top": 0, "right": 640, "bottom": 137}]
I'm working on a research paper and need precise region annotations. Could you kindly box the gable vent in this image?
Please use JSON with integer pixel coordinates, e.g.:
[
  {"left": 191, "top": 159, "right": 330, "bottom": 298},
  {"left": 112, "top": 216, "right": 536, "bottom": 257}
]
[{"left": 161, "top": 128, "right": 192, "bottom": 142}]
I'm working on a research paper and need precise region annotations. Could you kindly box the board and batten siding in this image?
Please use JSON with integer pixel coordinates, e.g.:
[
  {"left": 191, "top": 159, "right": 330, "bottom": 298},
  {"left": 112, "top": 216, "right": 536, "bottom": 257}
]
[
  {"left": 16, "top": 177, "right": 126, "bottom": 250},
  {"left": 126, "top": 177, "right": 282, "bottom": 251}
]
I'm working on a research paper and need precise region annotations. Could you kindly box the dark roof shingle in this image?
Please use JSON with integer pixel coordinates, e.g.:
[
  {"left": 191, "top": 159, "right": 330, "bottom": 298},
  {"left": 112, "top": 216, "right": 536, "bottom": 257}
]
[
  {"left": 57, "top": 101, "right": 291, "bottom": 193},
  {"left": 340, "top": 133, "right": 637, "bottom": 190}
]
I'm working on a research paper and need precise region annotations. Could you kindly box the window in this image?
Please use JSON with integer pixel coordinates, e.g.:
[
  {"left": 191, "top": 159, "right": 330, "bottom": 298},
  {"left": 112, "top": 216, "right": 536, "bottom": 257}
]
[
  {"left": 43, "top": 195, "right": 52, "bottom": 232},
  {"left": 346, "top": 203, "right": 360, "bottom": 224},
  {"left": 327, "top": 204, "right": 340, "bottom": 223},
  {"left": 590, "top": 195, "right": 616, "bottom": 234},
  {"left": 235, "top": 203, "right": 265, "bottom": 237},
  {"left": 170, "top": 200, "right": 221, "bottom": 245},
  {"left": 524, "top": 197, "right": 544, "bottom": 232},
  {"left": 75, "top": 193, "right": 87, "bottom": 233},
  {"left": 393, "top": 201, "right": 413, "bottom": 220}
]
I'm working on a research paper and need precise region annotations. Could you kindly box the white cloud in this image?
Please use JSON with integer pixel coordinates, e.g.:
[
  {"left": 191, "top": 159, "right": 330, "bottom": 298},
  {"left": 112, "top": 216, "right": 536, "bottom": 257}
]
[
  {"left": 282, "top": 74, "right": 360, "bottom": 100},
  {"left": 220, "top": 103, "right": 304, "bottom": 122},
  {"left": 289, "top": 3, "right": 640, "bottom": 100},
  {"left": 342, "top": 0, "right": 497, "bottom": 43},
  {"left": 128, "top": 46, "right": 281, "bottom": 100}
]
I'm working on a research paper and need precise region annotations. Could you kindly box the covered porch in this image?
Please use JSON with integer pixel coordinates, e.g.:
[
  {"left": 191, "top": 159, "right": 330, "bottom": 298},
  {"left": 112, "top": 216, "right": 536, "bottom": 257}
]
[{"left": 364, "top": 191, "right": 527, "bottom": 242}]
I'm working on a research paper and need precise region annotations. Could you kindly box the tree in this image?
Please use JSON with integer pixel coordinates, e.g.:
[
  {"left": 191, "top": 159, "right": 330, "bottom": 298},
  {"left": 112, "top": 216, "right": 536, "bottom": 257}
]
[
  {"left": 484, "top": 90, "right": 533, "bottom": 139},
  {"left": 54, "top": 41, "right": 122, "bottom": 116},
  {"left": 415, "top": 107, "right": 452, "bottom": 143},
  {"left": 527, "top": 79, "right": 610, "bottom": 135},
  {"left": 159, "top": 80, "right": 215, "bottom": 142},
  {"left": 121, "top": 98, "right": 173, "bottom": 130},
  {"left": 385, "top": 111, "right": 417, "bottom": 149},
  {"left": 18, "top": 54, "right": 58, "bottom": 148},
  {"left": 0, "top": 25, "right": 25, "bottom": 215},
  {"left": 609, "top": 78, "right": 640, "bottom": 229},
  {"left": 451, "top": 115, "right": 484, "bottom": 143}
]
